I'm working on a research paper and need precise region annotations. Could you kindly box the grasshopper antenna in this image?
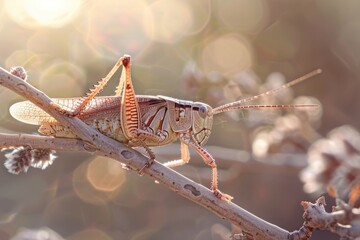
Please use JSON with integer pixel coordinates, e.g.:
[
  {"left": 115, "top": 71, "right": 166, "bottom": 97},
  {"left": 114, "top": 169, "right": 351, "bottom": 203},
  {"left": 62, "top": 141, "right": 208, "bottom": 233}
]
[{"left": 211, "top": 69, "right": 322, "bottom": 115}]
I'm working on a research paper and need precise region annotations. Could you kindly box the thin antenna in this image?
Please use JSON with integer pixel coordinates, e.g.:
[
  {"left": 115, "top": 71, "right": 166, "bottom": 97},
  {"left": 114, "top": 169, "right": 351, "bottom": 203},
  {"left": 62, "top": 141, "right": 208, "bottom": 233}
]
[{"left": 211, "top": 69, "right": 321, "bottom": 115}]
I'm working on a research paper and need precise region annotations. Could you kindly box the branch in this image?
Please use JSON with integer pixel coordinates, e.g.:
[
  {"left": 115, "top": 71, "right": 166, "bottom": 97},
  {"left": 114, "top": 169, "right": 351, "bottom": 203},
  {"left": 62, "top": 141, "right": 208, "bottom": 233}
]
[
  {"left": 0, "top": 133, "right": 89, "bottom": 152},
  {"left": 290, "top": 197, "right": 360, "bottom": 239},
  {"left": 0, "top": 67, "right": 294, "bottom": 239},
  {"left": 0, "top": 135, "right": 307, "bottom": 171}
]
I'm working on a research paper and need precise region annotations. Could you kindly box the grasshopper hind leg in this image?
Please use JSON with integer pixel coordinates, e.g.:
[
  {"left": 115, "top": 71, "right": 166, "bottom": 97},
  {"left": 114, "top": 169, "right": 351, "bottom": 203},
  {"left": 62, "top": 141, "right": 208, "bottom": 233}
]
[{"left": 50, "top": 56, "right": 127, "bottom": 117}]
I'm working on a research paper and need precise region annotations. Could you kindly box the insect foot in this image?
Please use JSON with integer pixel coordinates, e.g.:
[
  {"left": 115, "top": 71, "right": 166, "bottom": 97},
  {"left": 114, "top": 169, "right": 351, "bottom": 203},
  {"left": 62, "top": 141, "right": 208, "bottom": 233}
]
[
  {"left": 137, "top": 157, "right": 155, "bottom": 175},
  {"left": 213, "top": 189, "right": 233, "bottom": 202},
  {"left": 137, "top": 140, "right": 156, "bottom": 175}
]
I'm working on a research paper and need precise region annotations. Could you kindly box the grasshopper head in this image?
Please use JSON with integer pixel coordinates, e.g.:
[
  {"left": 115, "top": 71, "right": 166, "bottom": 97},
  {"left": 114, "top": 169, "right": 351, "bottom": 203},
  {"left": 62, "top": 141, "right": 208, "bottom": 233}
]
[{"left": 191, "top": 102, "right": 213, "bottom": 146}]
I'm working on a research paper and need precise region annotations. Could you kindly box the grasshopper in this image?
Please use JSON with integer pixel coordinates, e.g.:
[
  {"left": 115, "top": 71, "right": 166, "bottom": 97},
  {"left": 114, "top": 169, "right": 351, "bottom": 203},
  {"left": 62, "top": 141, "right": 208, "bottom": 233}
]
[{"left": 9, "top": 55, "right": 321, "bottom": 201}]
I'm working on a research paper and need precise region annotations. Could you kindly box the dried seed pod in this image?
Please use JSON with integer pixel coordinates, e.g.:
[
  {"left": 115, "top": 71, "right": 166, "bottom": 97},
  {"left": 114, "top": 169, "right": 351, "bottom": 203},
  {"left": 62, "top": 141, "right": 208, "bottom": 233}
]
[
  {"left": 2, "top": 147, "right": 57, "bottom": 174},
  {"left": 9, "top": 66, "right": 27, "bottom": 81},
  {"left": 3, "top": 146, "right": 32, "bottom": 174},
  {"left": 301, "top": 125, "right": 360, "bottom": 207},
  {"left": 31, "top": 148, "right": 57, "bottom": 170}
]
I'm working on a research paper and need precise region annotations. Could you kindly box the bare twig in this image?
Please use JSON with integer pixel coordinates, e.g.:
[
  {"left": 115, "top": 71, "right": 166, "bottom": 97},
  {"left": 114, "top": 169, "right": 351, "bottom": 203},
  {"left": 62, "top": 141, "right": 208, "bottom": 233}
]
[
  {"left": 0, "top": 133, "right": 88, "bottom": 152},
  {"left": 290, "top": 197, "right": 360, "bottom": 239},
  {"left": 0, "top": 134, "right": 307, "bottom": 170}
]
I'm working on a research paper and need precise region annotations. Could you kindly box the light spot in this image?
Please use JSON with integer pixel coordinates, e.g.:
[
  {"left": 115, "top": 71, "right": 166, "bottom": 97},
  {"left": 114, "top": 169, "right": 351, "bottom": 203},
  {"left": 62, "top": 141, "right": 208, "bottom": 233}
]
[
  {"left": 201, "top": 34, "right": 253, "bottom": 76},
  {"left": 86, "top": 156, "right": 126, "bottom": 192},
  {"left": 4, "top": 0, "right": 81, "bottom": 28}
]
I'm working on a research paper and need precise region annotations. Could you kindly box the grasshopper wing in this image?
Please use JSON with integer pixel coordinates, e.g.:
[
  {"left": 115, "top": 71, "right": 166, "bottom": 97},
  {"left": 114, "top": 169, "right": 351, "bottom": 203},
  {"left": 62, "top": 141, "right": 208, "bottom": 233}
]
[
  {"left": 10, "top": 101, "right": 56, "bottom": 125},
  {"left": 9, "top": 97, "right": 122, "bottom": 125},
  {"left": 9, "top": 98, "right": 84, "bottom": 125}
]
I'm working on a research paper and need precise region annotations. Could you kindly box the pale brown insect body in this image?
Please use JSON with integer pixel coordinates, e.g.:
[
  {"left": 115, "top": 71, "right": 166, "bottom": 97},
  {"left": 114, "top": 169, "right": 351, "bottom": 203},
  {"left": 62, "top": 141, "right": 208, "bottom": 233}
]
[
  {"left": 10, "top": 95, "right": 213, "bottom": 147},
  {"left": 9, "top": 55, "right": 321, "bottom": 201}
]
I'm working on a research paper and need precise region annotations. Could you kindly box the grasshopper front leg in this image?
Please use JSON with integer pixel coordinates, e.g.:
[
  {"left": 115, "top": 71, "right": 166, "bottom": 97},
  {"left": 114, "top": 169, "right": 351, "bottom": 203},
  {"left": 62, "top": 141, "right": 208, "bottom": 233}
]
[
  {"left": 184, "top": 134, "right": 233, "bottom": 201},
  {"left": 168, "top": 133, "right": 233, "bottom": 201},
  {"left": 190, "top": 143, "right": 233, "bottom": 201},
  {"left": 163, "top": 141, "right": 225, "bottom": 198}
]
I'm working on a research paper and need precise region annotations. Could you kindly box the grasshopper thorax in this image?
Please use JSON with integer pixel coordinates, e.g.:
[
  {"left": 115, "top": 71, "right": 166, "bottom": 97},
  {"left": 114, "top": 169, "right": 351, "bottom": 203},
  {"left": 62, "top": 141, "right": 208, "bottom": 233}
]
[
  {"left": 191, "top": 102, "right": 213, "bottom": 146},
  {"left": 159, "top": 96, "right": 213, "bottom": 146}
]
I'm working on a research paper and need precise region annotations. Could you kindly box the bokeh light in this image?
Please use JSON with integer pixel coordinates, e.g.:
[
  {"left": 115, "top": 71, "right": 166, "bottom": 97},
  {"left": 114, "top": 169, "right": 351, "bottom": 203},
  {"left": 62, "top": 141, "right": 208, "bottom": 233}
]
[
  {"left": 38, "top": 61, "right": 87, "bottom": 97},
  {"left": 67, "top": 228, "right": 113, "bottom": 240},
  {"left": 72, "top": 158, "right": 125, "bottom": 205},
  {"left": 5, "top": 50, "right": 44, "bottom": 70},
  {"left": 86, "top": 156, "right": 126, "bottom": 192},
  {"left": 201, "top": 34, "right": 253, "bottom": 75},
  {"left": 86, "top": 0, "right": 150, "bottom": 59},
  {"left": 4, "top": 0, "right": 81, "bottom": 28},
  {"left": 217, "top": 0, "right": 268, "bottom": 33},
  {"left": 144, "top": 0, "right": 193, "bottom": 43}
]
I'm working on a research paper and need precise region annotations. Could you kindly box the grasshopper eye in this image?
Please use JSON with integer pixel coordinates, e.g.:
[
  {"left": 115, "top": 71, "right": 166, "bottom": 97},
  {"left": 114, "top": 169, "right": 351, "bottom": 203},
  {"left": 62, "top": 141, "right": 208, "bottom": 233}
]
[{"left": 198, "top": 105, "right": 208, "bottom": 118}]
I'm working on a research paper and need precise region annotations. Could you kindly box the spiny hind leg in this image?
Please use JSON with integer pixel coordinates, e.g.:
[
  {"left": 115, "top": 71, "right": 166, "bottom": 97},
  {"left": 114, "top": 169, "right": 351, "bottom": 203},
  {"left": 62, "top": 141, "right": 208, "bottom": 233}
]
[
  {"left": 116, "top": 56, "right": 159, "bottom": 173},
  {"left": 118, "top": 55, "right": 141, "bottom": 141},
  {"left": 115, "top": 55, "right": 151, "bottom": 172},
  {"left": 51, "top": 55, "right": 128, "bottom": 117}
]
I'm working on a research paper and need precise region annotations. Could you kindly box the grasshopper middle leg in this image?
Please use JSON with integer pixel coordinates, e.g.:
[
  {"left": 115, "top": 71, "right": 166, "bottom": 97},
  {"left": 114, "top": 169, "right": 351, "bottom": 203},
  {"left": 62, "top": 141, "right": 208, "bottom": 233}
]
[{"left": 163, "top": 141, "right": 190, "bottom": 168}]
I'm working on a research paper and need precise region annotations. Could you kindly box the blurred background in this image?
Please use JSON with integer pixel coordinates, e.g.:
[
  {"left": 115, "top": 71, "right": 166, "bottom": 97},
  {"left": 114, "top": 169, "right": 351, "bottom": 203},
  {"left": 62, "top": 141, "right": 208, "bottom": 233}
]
[{"left": 0, "top": 0, "right": 360, "bottom": 239}]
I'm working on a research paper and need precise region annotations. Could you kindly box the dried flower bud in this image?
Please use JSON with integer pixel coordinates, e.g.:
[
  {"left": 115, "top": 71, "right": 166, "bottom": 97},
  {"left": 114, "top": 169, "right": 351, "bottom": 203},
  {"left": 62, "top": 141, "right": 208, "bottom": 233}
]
[
  {"left": 10, "top": 227, "right": 64, "bottom": 240},
  {"left": 182, "top": 61, "right": 206, "bottom": 95},
  {"left": 301, "top": 125, "right": 360, "bottom": 206},
  {"left": 231, "top": 71, "right": 260, "bottom": 96},
  {"left": 31, "top": 148, "right": 57, "bottom": 170},
  {"left": 252, "top": 114, "right": 313, "bottom": 158},
  {"left": 9, "top": 66, "right": 27, "bottom": 81},
  {"left": 2, "top": 147, "right": 57, "bottom": 174},
  {"left": 3, "top": 146, "right": 32, "bottom": 174},
  {"left": 328, "top": 125, "right": 360, "bottom": 155}
]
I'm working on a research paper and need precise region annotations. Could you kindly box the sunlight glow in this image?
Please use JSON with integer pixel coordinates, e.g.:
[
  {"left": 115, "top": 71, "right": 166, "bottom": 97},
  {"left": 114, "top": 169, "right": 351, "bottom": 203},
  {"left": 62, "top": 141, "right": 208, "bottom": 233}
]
[{"left": 5, "top": 0, "right": 81, "bottom": 28}]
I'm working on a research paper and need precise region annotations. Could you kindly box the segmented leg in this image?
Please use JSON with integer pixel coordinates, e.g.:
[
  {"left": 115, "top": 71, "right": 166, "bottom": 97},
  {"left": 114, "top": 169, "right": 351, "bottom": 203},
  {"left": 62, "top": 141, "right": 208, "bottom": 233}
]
[
  {"left": 116, "top": 56, "right": 157, "bottom": 172},
  {"left": 137, "top": 140, "right": 156, "bottom": 174},
  {"left": 188, "top": 137, "right": 233, "bottom": 201},
  {"left": 51, "top": 56, "right": 127, "bottom": 116},
  {"left": 136, "top": 129, "right": 169, "bottom": 174},
  {"left": 163, "top": 141, "right": 190, "bottom": 168},
  {"left": 117, "top": 56, "right": 141, "bottom": 139}
]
